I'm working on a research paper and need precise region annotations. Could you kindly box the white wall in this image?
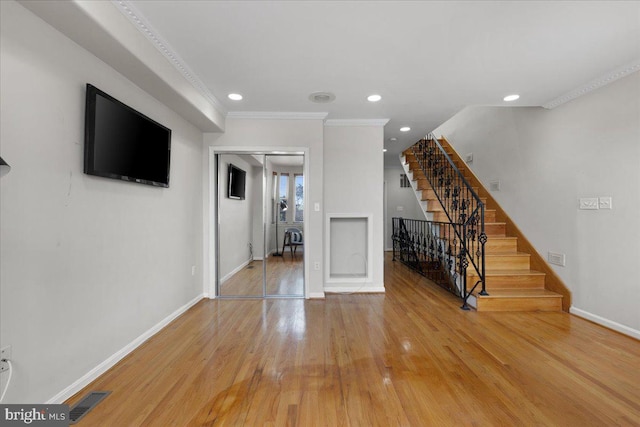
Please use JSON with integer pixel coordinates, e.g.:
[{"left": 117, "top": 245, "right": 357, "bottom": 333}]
[
  {"left": 265, "top": 157, "right": 275, "bottom": 257},
  {"left": 0, "top": 1, "right": 204, "bottom": 403},
  {"left": 251, "top": 165, "right": 265, "bottom": 260},
  {"left": 218, "top": 155, "right": 255, "bottom": 280},
  {"left": 203, "top": 118, "right": 324, "bottom": 297},
  {"left": 324, "top": 124, "right": 385, "bottom": 291},
  {"left": 384, "top": 167, "right": 426, "bottom": 250},
  {"left": 434, "top": 71, "right": 640, "bottom": 335}
]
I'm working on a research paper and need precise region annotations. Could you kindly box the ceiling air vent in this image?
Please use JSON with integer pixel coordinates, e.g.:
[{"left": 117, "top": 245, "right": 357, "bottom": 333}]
[{"left": 309, "top": 92, "right": 335, "bottom": 103}]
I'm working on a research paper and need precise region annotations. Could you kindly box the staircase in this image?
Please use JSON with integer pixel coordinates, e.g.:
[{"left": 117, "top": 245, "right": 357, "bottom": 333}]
[{"left": 400, "top": 136, "right": 566, "bottom": 312}]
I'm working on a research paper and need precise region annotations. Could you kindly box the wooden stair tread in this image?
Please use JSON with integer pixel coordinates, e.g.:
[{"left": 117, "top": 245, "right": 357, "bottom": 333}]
[
  {"left": 484, "top": 252, "right": 531, "bottom": 270},
  {"left": 485, "top": 221, "right": 507, "bottom": 236},
  {"left": 467, "top": 269, "right": 547, "bottom": 291},
  {"left": 484, "top": 235, "right": 517, "bottom": 246},
  {"left": 475, "top": 288, "right": 562, "bottom": 298},
  {"left": 473, "top": 269, "right": 545, "bottom": 277},
  {"left": 486, "top": 252, "right": 529, "bottom": 257},
  {"left": 473, "top": 288, "right": 563, "bottom": 311}
]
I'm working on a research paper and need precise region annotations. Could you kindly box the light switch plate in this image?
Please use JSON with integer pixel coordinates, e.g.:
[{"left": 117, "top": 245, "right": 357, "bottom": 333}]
[
  {"left": 465, "top": 153, "right": 473, "bottom": 163},
  {"left": 579, "top": 198, "right": 599, "bottom": 210},
  {"left": 598, "top": 197, "right": 612, "bottom": 209}
]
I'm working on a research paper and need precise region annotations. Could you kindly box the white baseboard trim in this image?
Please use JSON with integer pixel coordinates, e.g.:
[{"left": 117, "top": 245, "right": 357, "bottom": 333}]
[
  {"left": 324, "top": 286, "right": 385, "bottom": 294},
  {"left": 308, "top": 292, "right": 326, "bottom": 299},
  {"left": 47, "top": 293, "right": 204, "bottom": 404},
  {"left": 220, "top": 260, "right": 250, "bottom": 284},
  {"left": 570, "top": 307, "right": 640, "bottom": 340},
  {"left": 465, "top": 294, "right": 477, "bottom": 309}
]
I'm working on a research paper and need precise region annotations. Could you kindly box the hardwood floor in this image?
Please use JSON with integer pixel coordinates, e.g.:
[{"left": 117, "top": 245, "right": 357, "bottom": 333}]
[
  {"left": 219, "top": 251, "right": 304, "bottom": 297},
  {"left": 66, "top": 253, "right": 640, "bottom": 426}
]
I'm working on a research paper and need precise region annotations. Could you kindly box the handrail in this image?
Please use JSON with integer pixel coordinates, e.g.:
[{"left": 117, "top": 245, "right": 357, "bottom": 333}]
[{"left": 410, "top": 134, "right": 487, "bottom": 307}]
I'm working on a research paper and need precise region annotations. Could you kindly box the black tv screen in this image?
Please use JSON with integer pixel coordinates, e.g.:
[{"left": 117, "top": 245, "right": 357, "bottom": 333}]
[
  {"left": 84, "top": 84, "right": 171, "bottom": 187},
  {"left": 227, "top": 164, "right": 246, "bottom": 200}
]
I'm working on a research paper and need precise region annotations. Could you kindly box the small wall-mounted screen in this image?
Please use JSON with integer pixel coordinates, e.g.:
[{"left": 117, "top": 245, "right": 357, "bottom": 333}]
[{"left": 227, "top": 163, "right": 246, "bottom": 200}]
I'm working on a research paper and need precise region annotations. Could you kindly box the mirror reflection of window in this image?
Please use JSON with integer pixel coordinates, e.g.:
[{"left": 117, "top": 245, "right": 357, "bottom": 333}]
[
  {"left": 272, "top": 172, "right": 277, "bottom": 223},
  {"left": 279, "top": 173, "right": 289, "bottom": 222},
  {"left": 295, "top": 174, "right": 304, "bottom": 222}
]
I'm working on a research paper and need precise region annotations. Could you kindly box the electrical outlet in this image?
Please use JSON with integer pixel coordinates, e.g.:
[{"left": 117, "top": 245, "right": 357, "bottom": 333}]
[
  {"left": 191, "top": 266, "right": 196, "bottom": 276},
  {"left": 489, "top": 180, "right": 500, "bottom": 191},
  {"left": 598, "top": 197, "right": 612, "bottom": 209},
  {"left": 0, "top": 345, "right": 11, "bottom": 373},
  {"left": 314, "top": 261, "right": 320, "bottom": 270},
  {"left": 579, "top": 198, "right": 599, "bottom": 210},
  {"left": 465, "top": 153, "right": 473, "bottom": 163},
  {"left": 314, "top": 203, "right": 320, "bottom": 212}
]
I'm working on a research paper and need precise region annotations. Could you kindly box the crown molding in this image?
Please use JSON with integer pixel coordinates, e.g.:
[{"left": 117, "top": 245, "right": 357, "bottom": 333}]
[
  {"left": 112, "top": 0, "right": 227, "bottom": 114},
  {"left": 226, "top": 112, "right": 329, "bottom": 120},
  {"left": 543, "top": 60, "right": 640, "bottom": 109},
  {"left": 324, "top": 119, "right": 390, "bottom": 127}
]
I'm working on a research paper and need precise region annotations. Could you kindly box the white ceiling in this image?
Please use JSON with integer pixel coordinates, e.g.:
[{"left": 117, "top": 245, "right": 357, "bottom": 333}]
[
  {"left": 125, "top": 1, "right": 640, "bottom": 161},
  {"left": 268, "top": 155, "right": 304, "bottom": 168}
]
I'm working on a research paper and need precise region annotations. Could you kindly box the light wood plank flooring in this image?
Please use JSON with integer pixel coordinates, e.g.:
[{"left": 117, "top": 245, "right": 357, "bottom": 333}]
[
  {"left": 219, "top": 252, "right": 304, "bottom": 297},
  {"left": 66, "top": 253, "right": 640, "bottom": 426}
]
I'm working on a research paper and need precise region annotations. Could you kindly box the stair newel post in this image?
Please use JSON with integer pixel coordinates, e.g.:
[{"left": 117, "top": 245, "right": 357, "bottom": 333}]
[
  {"left": 392, "top": 217, "right": 397, "bottom": 262},
  {"left": 459, "top": 222, "right": 471, "bottom": 310},
  {"left": 409, "top": 219, "right": 415, "bottom": 267},
  {"left": 478, "top": 203, "right": 488, "bottom": 296},
  {"left": 418, "top": 220, "right": 424, "bottom": 265}
]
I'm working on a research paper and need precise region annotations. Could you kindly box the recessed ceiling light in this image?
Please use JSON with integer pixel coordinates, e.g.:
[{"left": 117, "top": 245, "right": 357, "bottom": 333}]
[
  {"left": 309, "top": 92, "right": 336, "bottom": 103},
  {"left": 228, "top": 93, "right": 243, "bottom": 101},
  {"left": 367, "top": 94, "right": 382, "bottom": 102},
  {"left": 400, "top": 127, "right": 411, "bottom": 132},
  {"left": 389, "top": 137, "right": 397, "bottom": 142},
  {"left": 383, "top": 148, "right": 388, "bottom": 152},
  {"left": 503, "top": 94, "right": 520, "bottom": 102}
]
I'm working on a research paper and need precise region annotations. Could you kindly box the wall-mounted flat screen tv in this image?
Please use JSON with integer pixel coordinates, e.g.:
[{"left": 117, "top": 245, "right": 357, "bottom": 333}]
[
  {"left": 84, "top": 84, "right": 171, "bottom": 187},
  {"left": 227, "top": 163, "right": 246, "bottom": 200}
]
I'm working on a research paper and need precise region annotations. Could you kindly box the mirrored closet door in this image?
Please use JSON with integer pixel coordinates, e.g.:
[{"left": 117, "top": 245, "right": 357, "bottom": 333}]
[
  {"left": 265, "top": 155, "right": 304, "bottom": 297},
  {"left": 216, "top": 153, "right": 304, "bottom": 298},
  {"left": 217, "top": 154, "right": 264, "bottom": 297}
]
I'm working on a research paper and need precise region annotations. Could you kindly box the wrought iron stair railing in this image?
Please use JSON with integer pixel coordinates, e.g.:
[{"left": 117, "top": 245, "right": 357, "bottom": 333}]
[
  {"left": 392, "top": 217, "right": 464, "bottom": 298},
  {"left": 397, "top": 134, "right": 487, "bottom": 309}
]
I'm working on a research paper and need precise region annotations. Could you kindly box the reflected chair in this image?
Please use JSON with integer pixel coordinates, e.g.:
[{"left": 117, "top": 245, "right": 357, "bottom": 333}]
[{"left": 282, "top": 227, "right": 303, "bottom": 257}]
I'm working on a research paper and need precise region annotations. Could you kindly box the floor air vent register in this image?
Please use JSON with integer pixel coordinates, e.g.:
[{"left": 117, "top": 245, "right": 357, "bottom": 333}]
[{"left": 69, "top": 391, "right": 111, "bottom": 424}]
